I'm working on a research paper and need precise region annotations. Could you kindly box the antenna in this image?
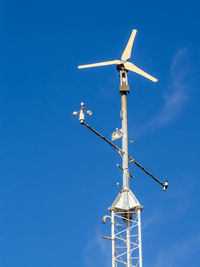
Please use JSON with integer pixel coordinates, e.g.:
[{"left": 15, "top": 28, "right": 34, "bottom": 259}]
[{"left": 74, "top": 29, "right": 168, "bottom": 267}]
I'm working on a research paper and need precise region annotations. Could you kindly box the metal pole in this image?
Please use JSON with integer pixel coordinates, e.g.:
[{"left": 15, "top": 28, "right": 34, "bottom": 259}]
[
  {"left": 120, "top": 69, "right": 131, "bottom": 266},
  {"left": 138, "top": 209, "right": 143, "bottom": 267},
  {"left": 111, "top": 211, "right": 115, "bottom": 267},
  {"left": 121, "top": 90, "right": 129, "bottom": 189},
  {"left": 127, "top": 221, "right": 131, "bottom": 267}
]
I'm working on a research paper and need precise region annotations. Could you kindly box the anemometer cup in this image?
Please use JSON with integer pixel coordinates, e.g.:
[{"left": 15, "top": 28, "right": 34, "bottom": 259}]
[{"left": 163, "top": 180, "right": 168, "bottom": 191}]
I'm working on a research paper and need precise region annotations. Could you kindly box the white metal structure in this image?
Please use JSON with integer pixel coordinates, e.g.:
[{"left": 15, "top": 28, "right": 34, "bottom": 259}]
[
  {"left": 75, "top": 29, "right": 168, "bottom": 267},
  {"left": 107, "top": 62, "right": 144, "bottom": 267},
  {"left": 109, "top": 209, "right": 142, "bottom": 267}
]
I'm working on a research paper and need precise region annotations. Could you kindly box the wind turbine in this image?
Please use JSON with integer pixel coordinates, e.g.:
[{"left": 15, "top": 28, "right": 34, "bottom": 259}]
[
  {"left": 75, "top": 29, "right": 167, "bottom": 267},
  {"left": 78, "top": 29, "right": 158, "bottom": 83}
]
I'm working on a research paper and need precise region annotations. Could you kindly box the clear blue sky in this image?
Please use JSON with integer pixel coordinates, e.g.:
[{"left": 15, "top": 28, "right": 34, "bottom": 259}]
[{"left": 1, "top": 0, "right": 200, "bottom": 266}]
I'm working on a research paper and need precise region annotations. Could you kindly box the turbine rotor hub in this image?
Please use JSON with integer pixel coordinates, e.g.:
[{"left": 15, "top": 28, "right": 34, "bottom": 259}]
[{"left": 117, "top": 63, "right": 127, "bottom": 72}]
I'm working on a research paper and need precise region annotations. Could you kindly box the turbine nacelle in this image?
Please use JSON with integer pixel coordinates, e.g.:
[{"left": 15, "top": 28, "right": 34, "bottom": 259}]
[
  {"left": 78, "top": 29, "right": 158, "bottom": 83},
  {"left": 116, "top": 62, "right": 127, "bottom": 72}
]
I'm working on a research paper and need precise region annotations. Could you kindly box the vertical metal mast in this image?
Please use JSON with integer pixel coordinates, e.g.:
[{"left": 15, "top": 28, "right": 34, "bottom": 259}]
[
  {"left": 120, "top": 66, "right": 131, "bottom": 267},
  {"left": 120, "top": 67, "right": 129, "bottom": 190},
  {"left": 104, "top": 65, "right": 143, "bottom": 267}
]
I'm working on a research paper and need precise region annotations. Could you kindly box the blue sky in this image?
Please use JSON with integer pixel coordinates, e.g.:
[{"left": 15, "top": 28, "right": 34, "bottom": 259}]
[{"left": 1, "top": 0, "right": 200, "bottom": 266}]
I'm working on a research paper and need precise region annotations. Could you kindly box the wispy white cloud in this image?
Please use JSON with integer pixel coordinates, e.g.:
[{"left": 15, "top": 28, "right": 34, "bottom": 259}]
[
  {"left": 142, "top": 213, "right": 160, "bottom": 230},
  {"left": 137, "top": 48, "right": 191, "bottom": 135},
  {"left": 152, "top": 234, "right": 200, "bottom": 267},
  {"left": 83, "top": 227, "right": 111, "bottom": 267}
]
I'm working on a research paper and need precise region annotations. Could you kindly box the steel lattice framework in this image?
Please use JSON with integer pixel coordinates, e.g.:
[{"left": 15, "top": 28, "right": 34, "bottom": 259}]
[{"left": 110, "top": 209, "right": 142, "bottom": 267}]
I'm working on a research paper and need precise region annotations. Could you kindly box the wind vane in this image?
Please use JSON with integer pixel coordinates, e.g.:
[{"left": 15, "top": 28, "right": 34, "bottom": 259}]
[{"left": 73, "top": 29, "right": 168, "bottom": 267}]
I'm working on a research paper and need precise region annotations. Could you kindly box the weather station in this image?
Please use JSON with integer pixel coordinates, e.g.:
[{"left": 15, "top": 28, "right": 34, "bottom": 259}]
[{"left": 73, "top": 29, "right": 168, "bottom": 267}]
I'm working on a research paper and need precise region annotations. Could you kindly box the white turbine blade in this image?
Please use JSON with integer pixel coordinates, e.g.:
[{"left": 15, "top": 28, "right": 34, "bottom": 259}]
[
  {"left": 121, "top": 29, "right": 137, "bottom": 61},
  {"left": 78, "top": 60, "right": 121, "bottom": 69},
  {"left": 124, "top": 62, "right": 158, "bottom": 82}
]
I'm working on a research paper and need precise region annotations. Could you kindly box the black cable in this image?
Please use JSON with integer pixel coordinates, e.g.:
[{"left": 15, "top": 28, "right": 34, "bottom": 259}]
[
  {"left": 82, "top": 122, "right": 122, "bottom": 153},
  {"left": 128, "top": 156, "right": 164, "bottom": 187},
  {"left": 81, "top": 121, "right": 167, "bottom": 190}
]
